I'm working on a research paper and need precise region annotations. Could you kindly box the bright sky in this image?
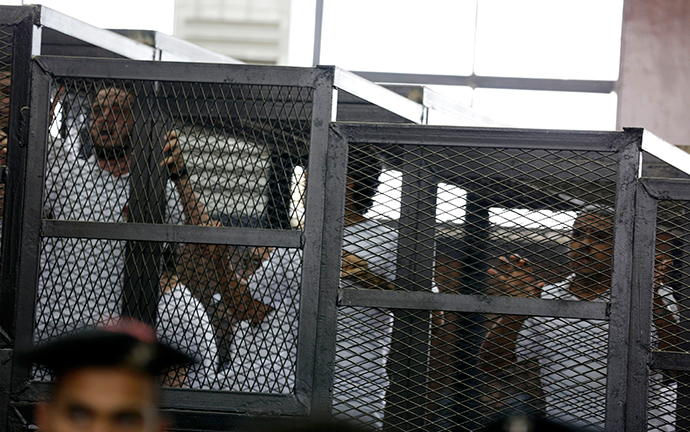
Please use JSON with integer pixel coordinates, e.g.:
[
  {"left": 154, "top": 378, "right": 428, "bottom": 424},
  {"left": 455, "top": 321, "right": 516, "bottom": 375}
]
[
  {"left": 318, "top": 0, "right": 625, "bottom": 130},
  {"left": 0, "top": 0, "right": 175, "bottom": 34}
]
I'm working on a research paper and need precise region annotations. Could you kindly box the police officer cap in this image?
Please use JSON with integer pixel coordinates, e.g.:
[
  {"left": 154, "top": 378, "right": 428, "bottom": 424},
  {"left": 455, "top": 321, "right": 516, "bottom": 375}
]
[{"left": 19, "top": 319, "right": 192, "bottom": 377}]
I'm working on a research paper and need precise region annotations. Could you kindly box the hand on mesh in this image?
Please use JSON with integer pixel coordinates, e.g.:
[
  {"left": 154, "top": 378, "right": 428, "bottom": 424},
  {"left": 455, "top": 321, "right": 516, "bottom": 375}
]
[
  {"left": 341, "top": 251, "right": 368, "bottom": 279},
  {"left": 341, "top": 251, "right": 394, "bottom": 290},
  {"left": 487, "top": 255, "right": 544, "bottom": 297},
  {"left": 161, "top": 131, "right": 187, "bottom": 179}
]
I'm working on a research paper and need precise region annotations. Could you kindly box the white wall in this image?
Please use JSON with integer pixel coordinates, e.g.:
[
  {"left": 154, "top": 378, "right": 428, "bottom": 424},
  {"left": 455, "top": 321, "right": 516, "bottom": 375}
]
[{"left": 174, "top": 0, "right": 292, "bottom": 64}]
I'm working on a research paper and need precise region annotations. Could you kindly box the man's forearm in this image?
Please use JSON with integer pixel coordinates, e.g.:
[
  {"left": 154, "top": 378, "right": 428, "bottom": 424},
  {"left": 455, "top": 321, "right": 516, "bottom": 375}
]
[
  {"left": 478, "top": 314, "right": 528, "bottom": 373},
  {"left": 345, "top": 267, "right": 395, "bottom": 290},
  {"left": 174, "top": 175, "right": 211, "bottom": 226}
]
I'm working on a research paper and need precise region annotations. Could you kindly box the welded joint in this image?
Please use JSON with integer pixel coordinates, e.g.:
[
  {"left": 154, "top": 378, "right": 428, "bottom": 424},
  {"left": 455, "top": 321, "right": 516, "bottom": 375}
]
[{"left": 0, "top": 6, "right": 37, "bottom": 26}]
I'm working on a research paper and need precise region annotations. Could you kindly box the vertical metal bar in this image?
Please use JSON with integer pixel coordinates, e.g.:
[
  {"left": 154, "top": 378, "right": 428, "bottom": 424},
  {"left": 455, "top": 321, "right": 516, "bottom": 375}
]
[
  {"left": 295, "top": 67, "right": 336, "bottom": 413},
  {"left": 309, "top": 126, "right": 349, "bottom": 420},
  {"left": 266, "top": 148, "right": 297, "bottom": 230},
  {"left": 0, "top": 8, "right": 35, "bottom": 345},
  {"left": 627, "top": 183, "right": 658, "bottom": 432},
  {"left": 451, "top": 193, "right": 490, "bottom": 431},
  {"left": 8, "top": 60, "right": 51, "bottom": 395},
  {"left": 1, "top": 13, "right": 42, "bottom": 431},
  {"left": 605, "top": 132, "right": 642, "bottom": 431},
  {"left": 312, "top": 0, "right": 324, "bottom": 66},
  {"left": 384, "top": 147, "right": 436, "bottom": 431},
  {"left": 121, "top": 82, "right": 165, "bottom": 326}
]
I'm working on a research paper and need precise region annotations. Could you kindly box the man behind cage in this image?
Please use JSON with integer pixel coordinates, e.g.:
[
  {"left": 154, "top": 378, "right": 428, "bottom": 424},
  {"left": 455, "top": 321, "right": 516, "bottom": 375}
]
[
  {"left": 34, "top": 83, "right": 234, "bottom": 386},
  {"left": 479, "top": 205, "right": 677, "bottom": 431},
  {"left": 229, "top": 144, "right": 397, "bottom": 430}
]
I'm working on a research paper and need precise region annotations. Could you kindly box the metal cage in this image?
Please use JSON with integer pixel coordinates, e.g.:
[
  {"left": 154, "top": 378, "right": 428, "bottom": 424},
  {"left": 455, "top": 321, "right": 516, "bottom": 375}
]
[{"left": 1, "top": 11, "right": 690, "bottom": 431}]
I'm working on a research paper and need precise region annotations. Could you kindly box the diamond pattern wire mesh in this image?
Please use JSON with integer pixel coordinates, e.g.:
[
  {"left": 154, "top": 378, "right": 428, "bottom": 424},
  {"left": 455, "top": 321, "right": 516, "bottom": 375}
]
[
  {"left": 648, "top": 199, "right": 688, "bottom": 431},
  {"left": 34, "top": 75, "right": 313, "bottom": 391},
  {"left": 335, "top": 143, "right": 626, "bottom": 430},
  {"left": 0, "top": 24, "right": 12, "bottom": 248},
  {"left": 44, "top": 77, "right": 311, "bottom": 228}
]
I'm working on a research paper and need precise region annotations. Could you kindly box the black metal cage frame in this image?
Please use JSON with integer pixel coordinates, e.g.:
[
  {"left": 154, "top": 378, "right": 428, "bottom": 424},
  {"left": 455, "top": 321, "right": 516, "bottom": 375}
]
[{"left": 0, "top": 55, "right": 422, "bottom": 430}]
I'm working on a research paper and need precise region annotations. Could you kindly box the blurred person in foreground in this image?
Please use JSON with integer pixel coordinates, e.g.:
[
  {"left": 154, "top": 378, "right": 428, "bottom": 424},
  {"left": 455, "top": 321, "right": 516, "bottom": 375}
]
[
  {"left": 20, "top": 319, "right": 191, "bottom": 432},
  {"left": 479, "top": 205, "right": 677, "bottom": 431}
]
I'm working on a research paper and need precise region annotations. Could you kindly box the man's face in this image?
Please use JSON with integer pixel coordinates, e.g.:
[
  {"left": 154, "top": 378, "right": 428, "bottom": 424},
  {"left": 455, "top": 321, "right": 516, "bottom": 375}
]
[
  {"left": 90, "top": 88, "right": 134, "bottom": 151},
  {"left": 36, "top": 367, "right": 163, "bottom": 432},
  {"left": 568, "top": 212, "right": 614, "bottom": 276}
]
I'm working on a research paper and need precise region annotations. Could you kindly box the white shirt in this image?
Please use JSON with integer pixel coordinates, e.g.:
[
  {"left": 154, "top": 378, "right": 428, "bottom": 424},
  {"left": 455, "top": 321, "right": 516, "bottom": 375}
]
[
  {"left": 36, "top": 136, "right": 183, "bottom": 343},
  {"left": 229, "top": 219, "right": 398, "bottom": 429},
  {"left": 158, "top": 283, "right": 219, "bottom": 389},
  {"left": 517, "top": 275, "right": 676, "bottom": 431}
]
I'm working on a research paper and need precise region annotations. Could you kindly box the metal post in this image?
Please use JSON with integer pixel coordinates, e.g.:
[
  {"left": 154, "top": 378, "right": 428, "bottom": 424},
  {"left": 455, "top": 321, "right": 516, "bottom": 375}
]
[
  {"left": 312, "top": 0, "right": 324, "bottom": 67},
  {"left": 6, "top": 61, "right": 51, "bottom": 422},
  {"left": 309, "top": 126, "right": 349, "bottom": 420},
  {"left": 605, "top": 131, "right": 642, "bottom": 431},
  {"left": 295, "top": 66, "right": 336, "bottom": 416},
  {"left": 0, "top": 10, "right": 43, "bottom": 431},
  {"left": 627, "top": 183, "right": 658, "bottom": 431},
  {"left": 451, "top": 192, "right": 490, "bottom": 431},
  {"left": 0, "top": 7, "right": 36, "bottom": 344},
  {"left": 383, "top": 147, "right": 436, "bottom": 431},
  {"left": 266, "top": 148, "right": 298, "bottom": 230},
  {"left": 121, "top": 82, "right": 167, "bottom": 326}
]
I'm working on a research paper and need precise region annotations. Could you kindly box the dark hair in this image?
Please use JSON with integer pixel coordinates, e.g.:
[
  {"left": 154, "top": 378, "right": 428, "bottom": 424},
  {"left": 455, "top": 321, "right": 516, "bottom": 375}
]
[{"left": 347, "top": 144, "right": 382, "bottom": 215}]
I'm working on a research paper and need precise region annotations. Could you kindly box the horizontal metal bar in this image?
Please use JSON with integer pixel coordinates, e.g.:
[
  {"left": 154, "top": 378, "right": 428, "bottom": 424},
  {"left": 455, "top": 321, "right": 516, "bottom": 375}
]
[
  {"left": 38, "top": 6, "right": 155, "bottom": 60},
  {"left": 0, "top": 5, "right": 36, "bottom": 25},
  {"left": 34, "top": 56, "right": 321, "bottom": 88},
  {"left": 159, "top": 389, "right": 309, "bottom": 414},
  {"left": 13, "top": 382, "right": 308, "bottom": 415},
  {"left": 650, "top": 351, "right": 690, "bottom": 372},
  {"left": 422, "top": 86, "right": 511, "bottom": 127},
  {"left": 640, "top": 178, "right": 690, "bottom": 201},
  {"left": 338, "top": 290, "right": 608, "bottom": 320},
  {"left": 152, "top": 32, "right": 244, "bottom": 64},
  {"left": 41, "top": 220, "right": 302, "bottom": 248},
  {"left": 332, "top": 122, "right": 636, "bottom": 152},
  {"left": 333, "top": 67, "right": 424, "bottom": 124},
  {"left": 641, "top": 130, "right": 690, "bottom": 177},
  {"left": 167, "top": 411, "right": 312, "bottom": 432},
  {"left": 353, "top": 71, "right": 616, "bottom": 94}
]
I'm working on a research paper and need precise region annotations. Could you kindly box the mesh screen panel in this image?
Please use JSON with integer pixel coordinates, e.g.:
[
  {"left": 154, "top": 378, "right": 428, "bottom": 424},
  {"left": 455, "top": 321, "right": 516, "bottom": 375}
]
[
  {"left": 35, "top": 75, "right": 312, "bottom": 394},
  {"left": 45, "top": 78, "right": 311, "bottom": 228},
  {"left": 649, "top": 200, "right": 688, "bottom": 431},
  {"left": 335, "top": 142, "right": 622, "bottom": 430}
]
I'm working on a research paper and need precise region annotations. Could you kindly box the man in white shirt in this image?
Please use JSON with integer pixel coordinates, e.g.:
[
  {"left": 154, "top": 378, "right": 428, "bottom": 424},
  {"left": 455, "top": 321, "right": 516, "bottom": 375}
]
[
  {"left": 480, "top": 206, "right": 677, "bottom": 431},
  {"left": 37, "top": 86, "right": 215, "bottom": 343}
]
